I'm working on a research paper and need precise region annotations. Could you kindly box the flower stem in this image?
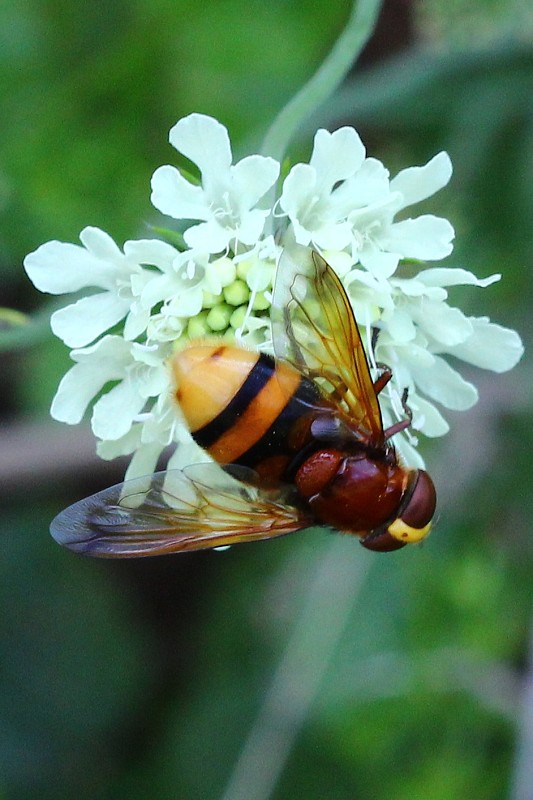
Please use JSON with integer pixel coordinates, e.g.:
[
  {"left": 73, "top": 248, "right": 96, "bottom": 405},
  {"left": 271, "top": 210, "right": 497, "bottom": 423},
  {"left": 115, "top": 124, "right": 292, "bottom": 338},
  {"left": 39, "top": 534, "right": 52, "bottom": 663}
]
[{"left": 260, "top": 0, "right": 383, "bottom": 162}]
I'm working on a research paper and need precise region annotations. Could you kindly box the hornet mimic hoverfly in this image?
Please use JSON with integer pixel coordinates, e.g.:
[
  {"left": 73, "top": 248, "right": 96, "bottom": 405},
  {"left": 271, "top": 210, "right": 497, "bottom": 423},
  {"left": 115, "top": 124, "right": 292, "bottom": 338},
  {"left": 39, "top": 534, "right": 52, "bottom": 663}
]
[{"left": 51, "top": 247, "right": 436, "bottom": 557}]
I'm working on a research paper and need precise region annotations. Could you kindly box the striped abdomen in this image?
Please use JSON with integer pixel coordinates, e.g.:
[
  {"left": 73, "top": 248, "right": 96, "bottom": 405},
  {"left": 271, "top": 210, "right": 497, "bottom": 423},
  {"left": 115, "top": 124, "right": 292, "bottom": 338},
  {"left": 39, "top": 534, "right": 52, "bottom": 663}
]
[{"left": 171, "top": 343, "right": 320, "bottom": 480}]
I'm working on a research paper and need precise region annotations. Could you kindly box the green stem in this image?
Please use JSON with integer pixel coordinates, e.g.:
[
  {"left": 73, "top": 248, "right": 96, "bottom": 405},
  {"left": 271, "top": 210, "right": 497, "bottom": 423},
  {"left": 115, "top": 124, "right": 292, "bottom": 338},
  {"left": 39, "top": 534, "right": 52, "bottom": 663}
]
[{"left": 261, "top": 0, "right": 383, "bottom": 162}]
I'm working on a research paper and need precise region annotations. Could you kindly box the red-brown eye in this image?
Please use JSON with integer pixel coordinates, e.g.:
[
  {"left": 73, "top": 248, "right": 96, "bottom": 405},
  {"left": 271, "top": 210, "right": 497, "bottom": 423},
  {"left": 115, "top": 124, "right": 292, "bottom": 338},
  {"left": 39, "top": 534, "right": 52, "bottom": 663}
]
[{"left": 401, "top": 470, "right": 436, "bottom": 530}]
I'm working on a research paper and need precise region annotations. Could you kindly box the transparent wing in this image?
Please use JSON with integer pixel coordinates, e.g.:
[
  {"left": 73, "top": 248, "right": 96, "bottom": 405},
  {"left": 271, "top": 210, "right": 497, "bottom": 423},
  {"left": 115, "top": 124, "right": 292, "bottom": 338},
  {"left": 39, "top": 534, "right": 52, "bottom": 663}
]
[
  {"left": 272, "top": 245, "right": 384, "bottom": 446},
  {"left": 50, "top": 464, "right": 312, "bottom": 558}
]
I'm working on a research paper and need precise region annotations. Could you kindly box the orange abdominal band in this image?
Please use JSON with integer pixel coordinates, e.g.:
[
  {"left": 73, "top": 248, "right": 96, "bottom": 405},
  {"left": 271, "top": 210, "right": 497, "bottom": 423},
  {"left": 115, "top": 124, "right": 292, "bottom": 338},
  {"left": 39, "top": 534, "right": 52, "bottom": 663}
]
[{"left": 171, "top": 344, "right": 301, "bottom": 464}]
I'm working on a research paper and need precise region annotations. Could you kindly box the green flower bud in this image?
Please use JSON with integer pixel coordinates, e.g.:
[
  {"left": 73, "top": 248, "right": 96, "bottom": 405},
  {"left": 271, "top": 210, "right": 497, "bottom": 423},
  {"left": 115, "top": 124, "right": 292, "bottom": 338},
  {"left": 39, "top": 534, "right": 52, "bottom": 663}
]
[
  {"left": 223, "top": 279, "right": 250, "bottom": 307},
  {"left": 202, "top": 290, "right": 219, "bottom": 309},
  {"left": 206, "top": 303, "right": 232, "bottom": 332},
  {"left": 229, "top": 305, "right": 248, "bottom": 330},
  {"left": 223, "top": 327, "right": 236, "bottom": 343},
  {"left": 212, "top": 256, "right": 236, "bottom": 288},
  {"left": 187, "top": 310, "right": 210, "bottom": 339},
  {"left": 251, "top": 291, "right": 270, "bottom": 311},
  {"left": 236, "top": 259, "right": 253, "bottom": 281}
]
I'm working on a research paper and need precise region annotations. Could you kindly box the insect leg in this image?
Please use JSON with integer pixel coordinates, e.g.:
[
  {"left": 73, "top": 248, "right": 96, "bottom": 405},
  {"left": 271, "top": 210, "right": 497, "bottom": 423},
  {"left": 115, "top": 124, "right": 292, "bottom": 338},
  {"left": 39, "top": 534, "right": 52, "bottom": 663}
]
[
  {"left": 383, "top": 387, "right": 413, "bottom": 439},
  {"left": 370, "top": 327, "right": 394, "bottom": 397},
  {"left": 373, "top": 366, "right": 392, "bottom": 396}
]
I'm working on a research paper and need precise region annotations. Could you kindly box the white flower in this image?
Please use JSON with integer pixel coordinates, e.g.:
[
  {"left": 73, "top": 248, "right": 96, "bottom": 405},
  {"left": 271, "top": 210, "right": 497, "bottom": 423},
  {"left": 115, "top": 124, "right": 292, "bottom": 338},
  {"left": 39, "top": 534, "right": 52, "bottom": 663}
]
[
  {"left": 279, "top": 127, "right": 370, "bottom": 250},
  {"left": 150, "top": 113, "right": 280, "bottom": 254},
  {"left": 51, "top": 335, "right": 170, "bottom": 441},
  {"left": 24, "top": 112, "right": 524, "bottom": 475},
  {"left": 365, "top": 150, "right": 455, "bottom": 272},
  {"left": 23, "top": 227, "right": 182, "bottom": 348},
  {"left": 356, "top": 264, "right": 524, "bottom": 458},
  {"left": 281, "top": 136, "right": 454, "bottom": 278}
]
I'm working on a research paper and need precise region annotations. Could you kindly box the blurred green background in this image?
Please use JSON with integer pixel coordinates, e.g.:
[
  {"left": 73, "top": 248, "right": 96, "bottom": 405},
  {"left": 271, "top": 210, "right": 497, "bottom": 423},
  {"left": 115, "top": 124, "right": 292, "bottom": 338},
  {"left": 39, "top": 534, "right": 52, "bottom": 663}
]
[{"left": 1, "top": 1, "right": 532, "bottom": 798}]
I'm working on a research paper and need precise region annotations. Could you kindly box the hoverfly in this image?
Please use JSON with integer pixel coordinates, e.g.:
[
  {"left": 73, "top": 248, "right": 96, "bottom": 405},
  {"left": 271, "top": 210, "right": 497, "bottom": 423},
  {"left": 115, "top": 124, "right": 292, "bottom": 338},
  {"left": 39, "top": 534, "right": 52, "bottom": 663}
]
[{"left": 51, "top": 246, "right": 436, "bottom": 557}]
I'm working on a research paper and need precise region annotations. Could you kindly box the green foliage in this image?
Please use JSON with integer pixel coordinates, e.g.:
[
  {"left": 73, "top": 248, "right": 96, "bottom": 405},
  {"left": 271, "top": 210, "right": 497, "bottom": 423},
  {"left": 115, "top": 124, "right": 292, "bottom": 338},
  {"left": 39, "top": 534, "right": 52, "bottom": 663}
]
[{"left": 0, "top": 500, "right": 155, "bottom": 799}]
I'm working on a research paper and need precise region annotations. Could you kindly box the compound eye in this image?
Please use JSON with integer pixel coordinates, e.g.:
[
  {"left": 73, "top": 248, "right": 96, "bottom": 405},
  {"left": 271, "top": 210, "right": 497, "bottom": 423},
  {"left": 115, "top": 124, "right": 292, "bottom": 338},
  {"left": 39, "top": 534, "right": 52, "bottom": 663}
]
[
  {"left": 403, "top": 470, "right": 436, "bottom": 529},
  {"left": 387, "top": 470, "right": 437, "bottom": 545}
]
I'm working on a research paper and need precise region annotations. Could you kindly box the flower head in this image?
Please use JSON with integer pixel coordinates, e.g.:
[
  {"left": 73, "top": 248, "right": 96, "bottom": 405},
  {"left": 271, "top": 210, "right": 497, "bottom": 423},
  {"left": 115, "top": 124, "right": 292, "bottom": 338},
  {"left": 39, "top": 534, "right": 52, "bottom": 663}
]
[
  {"left": 150, "top": 113, "right": 280, "bottom": 254},
  {"left": 24, "top": 113, "right": 524, "bottom": 477}
]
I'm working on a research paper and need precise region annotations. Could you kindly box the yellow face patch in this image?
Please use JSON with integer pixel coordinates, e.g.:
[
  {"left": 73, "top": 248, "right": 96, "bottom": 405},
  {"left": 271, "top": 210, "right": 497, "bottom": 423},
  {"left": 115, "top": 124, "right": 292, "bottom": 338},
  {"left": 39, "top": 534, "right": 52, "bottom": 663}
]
[{"left": 388, "top": 518, "right": 432, "bottom": 544}]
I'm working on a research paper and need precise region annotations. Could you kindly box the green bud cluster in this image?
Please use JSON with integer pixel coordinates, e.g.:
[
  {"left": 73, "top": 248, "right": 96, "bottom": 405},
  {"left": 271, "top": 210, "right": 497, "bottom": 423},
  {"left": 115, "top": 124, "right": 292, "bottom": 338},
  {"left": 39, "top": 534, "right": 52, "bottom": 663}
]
[{"left": 183, "top": 261, "right": 274, "bottom": 343}]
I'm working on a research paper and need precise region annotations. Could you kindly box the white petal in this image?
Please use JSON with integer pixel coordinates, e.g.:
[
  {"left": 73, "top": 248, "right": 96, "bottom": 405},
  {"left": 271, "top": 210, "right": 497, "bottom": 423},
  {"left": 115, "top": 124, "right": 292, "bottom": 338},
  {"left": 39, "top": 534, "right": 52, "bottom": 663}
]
[
  {"left": 79, "top": 226, "right": 123, "bottom": 262},
  {"left": 236, "top": 208, "right": 270, "bottom": 245},
  {"left": 130, "top": 270, "right": 155, "bottom": 299},
  {"left": 50, "top": 337, "right": 131, "bottom": 423},
  {"left": 130, "top": 341, "right": 167, "bottom": 368},
  {"left": 168, "top": 113, "right": 232, "bottom": 179},
  {"left": 358, "top": 246, "right": 400, "bottom": 277},
  {"left": 411, "top": 396, "right": 450, "bottom": 437},
  {"left": 309, "top": 127, "right": 365, "bottom": 192},
  {"left": 150, "top": 165, "right": 208, "bottom": 220},
  {"left": 135, "top": 365, "right": 169, "bottom": 400},
  {"left": 124, "top": 441, "right": 165, "bottom": 482},
  {"left": 391, "top": 277, "right": 447, "bottom": 301},
  {"left": 70, "top": 334, "right": 132, "bottom": 364},
  {"left": 418, "top": 267, "right": 501, "bottom": 288},
  {"left": 140, "top": 273, "right": 177, "bottom": 309},
  {"left": 231, "top": 155, "right": 280, "bottom": 210},
  {"left": 312, "top": 221, "right": 353, "bottom": 251},
  {"left": 446, "top": 317, "right": 524, "bottom": 372},
  {"left": 348, "top": 191, "right": 399, "bottom": 228},
  {"left": 291, "top": 218, "right": 313, "bottom": 247},
  {"left": 91, "top": 376, "right": 145, "bottom": 440},
  {"left": 124, "top": 238, "right": 179, "bottom": 270},
  {"left": 382, "top": 308, "right": 416, "bottom": 343},
  {"left": 345, "top": 265, "right": 392, "bottom": 295},
  {"left": 279, "top": 163, "right": 316, "bottom": 218},
  {"left": 24, "top": 239, "right": 115, "bottom": 294},
  {"left": 385, "top": 215, "right": 455, "bottom": 260},
  {"left": 333, "top": 157, "right": 390, "bottom": 213},
  {"left": 379, "top": 337, "right": 434, "bottom": 371},
  {"left": 124, "top": 305, "right": 151, "bottom": 341},
  {"left": 167, "top": 439, "right": 211, "bottom": 470},
  {"left": 410, "top": 300, "right": 473, "bottom": 346},
  {"left": 50, "top": 363, "right": 99, "bottom": 424},
  {"left": 391, "top": 152, "right": 452, "bottom": 208},
  {"left": 50, "top": 292, "right": 130, "bottom": 347},
  {"left": 168, "top": 286, "right": 204, "bottom": 317},
  {"left": 183, "top": 219, "right": 232, "bottom": 253},
  {"left": 97, "top": 425, "right": 143, "bottom": 459},
  {"left": 412, "top": 355, "right": 478, "bottom": 410},
  {"left": 141, "top": 394, "right": 179, "bottom": 446}
]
